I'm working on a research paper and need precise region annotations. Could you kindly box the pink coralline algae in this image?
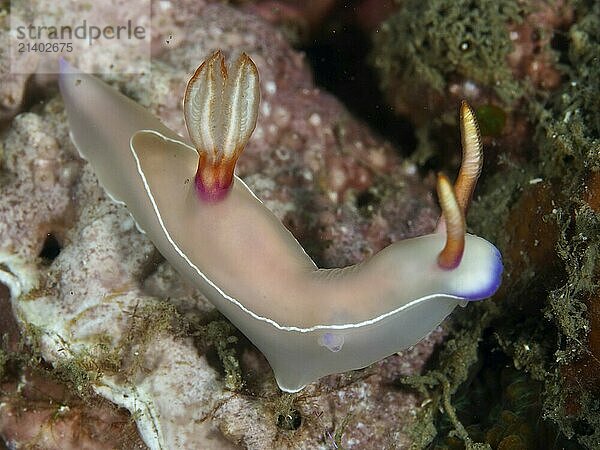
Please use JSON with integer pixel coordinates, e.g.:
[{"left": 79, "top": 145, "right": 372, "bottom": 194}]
[{"left": 0, "top": 2, "right": 446, "bottom": 449}]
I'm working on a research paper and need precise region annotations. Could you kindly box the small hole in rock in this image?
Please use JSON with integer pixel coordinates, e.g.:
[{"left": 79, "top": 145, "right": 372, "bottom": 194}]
[
  {"left": 550, "top": 31, "right": 569, "bottom": 52},
  {"left": 356, "top": 190, "right": 380, "bottom": 214},
  {"left": 277, "top": 409, "right": 302, "bottom": 430},
  {"left": 39, "top": 233, "right": 61, "bottom": 261}
]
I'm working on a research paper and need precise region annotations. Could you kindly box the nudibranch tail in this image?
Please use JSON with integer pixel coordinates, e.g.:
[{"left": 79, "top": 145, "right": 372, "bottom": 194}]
[
  {"left": 436, "top": 173, "right": 465, "bottom": 270},
  {"left": 184, "top": 51, "right": 260, "bottom": 202},
  {"left": 454, "top": 101, "right": 483, "bottom": 214}
]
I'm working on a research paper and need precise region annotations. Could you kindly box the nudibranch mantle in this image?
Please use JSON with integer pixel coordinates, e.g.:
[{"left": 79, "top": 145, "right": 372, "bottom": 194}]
[{"left": 58, "top": 54, "right": 502, "bottom": 393}]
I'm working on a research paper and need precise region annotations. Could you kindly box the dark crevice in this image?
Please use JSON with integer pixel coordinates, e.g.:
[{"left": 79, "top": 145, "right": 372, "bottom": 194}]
[
  {"left": 39, "top": 233, "right": 61, "bottom": 262},
  {"left": 301, "top": 20, "right": 416, "bottom": 156}
]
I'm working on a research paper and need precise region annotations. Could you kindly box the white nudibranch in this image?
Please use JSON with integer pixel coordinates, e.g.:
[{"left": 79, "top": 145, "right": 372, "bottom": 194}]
[{"left": 58, "top": 52, "right": 503, "bottom": 393}]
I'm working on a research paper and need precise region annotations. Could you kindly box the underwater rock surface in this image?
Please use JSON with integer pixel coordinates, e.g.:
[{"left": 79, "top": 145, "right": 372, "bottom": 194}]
[
  {"left": 0, "top": 2, "right": 442, "bottom": 449},
  {"left": 7, "top": 0, "right": 597, "bottom": 447}
]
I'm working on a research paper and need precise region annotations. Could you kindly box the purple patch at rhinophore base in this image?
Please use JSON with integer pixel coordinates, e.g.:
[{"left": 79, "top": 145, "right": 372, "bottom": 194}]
[
  {"left": 194, "top": 179, "right": 232, "bottom": 203},
  {"left": 461, "top": 245, "right": 503, "bottom": 302}
]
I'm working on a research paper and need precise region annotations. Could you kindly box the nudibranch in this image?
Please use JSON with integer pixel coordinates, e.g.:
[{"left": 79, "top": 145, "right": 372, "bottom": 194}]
[{"left": 58, "top": 52, "right": 502, "bottom": 393}]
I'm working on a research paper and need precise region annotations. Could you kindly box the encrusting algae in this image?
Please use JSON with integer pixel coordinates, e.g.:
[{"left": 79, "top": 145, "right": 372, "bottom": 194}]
[{"left": 373, "top": 0, "right": 600, "bottom": 448}]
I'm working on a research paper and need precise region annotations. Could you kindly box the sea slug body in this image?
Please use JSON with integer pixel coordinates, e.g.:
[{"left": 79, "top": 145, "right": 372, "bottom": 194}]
[{"left": 58, "top": 53, "right": 503, "bottom": 392}]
